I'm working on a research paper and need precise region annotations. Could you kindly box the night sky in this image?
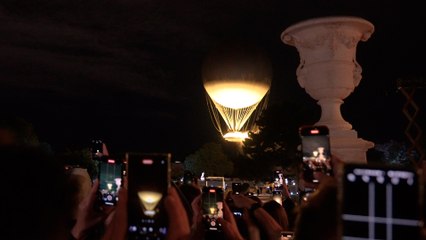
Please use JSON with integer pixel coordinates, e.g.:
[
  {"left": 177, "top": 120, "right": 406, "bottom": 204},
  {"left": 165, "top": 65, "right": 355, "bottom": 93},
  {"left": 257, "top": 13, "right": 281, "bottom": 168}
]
[{"left": 0, "top": 0, "right": 425, "bottom": 161}]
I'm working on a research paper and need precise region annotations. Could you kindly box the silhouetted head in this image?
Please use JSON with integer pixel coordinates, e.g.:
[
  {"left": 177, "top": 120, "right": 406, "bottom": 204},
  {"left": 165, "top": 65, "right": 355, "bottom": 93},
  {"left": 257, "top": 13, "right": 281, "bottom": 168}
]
[
  {"left": 293, "top": 177, "right": 338, "bottom": 240},
  {"left": 1, "top": 145, "right": 72, "bottom": 239},
  {"left": 0, "top": 116, "right": 39, "bottom": 146}
]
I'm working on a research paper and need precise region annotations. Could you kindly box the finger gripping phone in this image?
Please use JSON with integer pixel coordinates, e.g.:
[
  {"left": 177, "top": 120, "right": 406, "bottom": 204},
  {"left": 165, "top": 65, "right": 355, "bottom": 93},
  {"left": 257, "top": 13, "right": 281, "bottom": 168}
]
[
  {"left": 202, "top": 186, "right": 224, "bottom": 232},
  {"left": 97, "top": 157, "right": 123, "bottom": 206},
  {"left": 126, "top": 152, "right": 171, "bottom": 240},
  {"left": 299, "top": 125, "right": 333, "bottom": 183}
]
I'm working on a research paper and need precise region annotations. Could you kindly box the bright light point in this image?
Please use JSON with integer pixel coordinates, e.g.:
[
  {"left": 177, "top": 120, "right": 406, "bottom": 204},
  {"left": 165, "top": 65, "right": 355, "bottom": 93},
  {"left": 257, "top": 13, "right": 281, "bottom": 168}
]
[
  {"left": 107, "top": 183, "right": 113, "bottom": 190},
  {"left": 273, "top": 195, "right": 282, "bottom": 205},
  {"left": 115, "top": 178, "right": 122, "bottom": 188},
  {"left": 223, "top": 131, "right": 249, "bottom": 142},
  {"left": 391, "top": 177, "right": 399, "bottom": 185},
  {"left": 347, "top": 173, "right": 356, "bottom": 182},
  {"left": 144, "top": 210, "right": 156, "bottom": 217},
  {"left": 362, "top": 175, "right": 370, "bottom": 183},
  {"left": 204, "top": 82, "right": 269, "bottom": 109}
]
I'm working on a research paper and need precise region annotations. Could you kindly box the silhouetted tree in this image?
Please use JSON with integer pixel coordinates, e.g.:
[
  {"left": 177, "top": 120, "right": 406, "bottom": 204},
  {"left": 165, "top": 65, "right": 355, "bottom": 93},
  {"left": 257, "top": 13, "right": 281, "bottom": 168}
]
[
  {"left": 171, "top": 162, "right": 184, "bottom": 181},
  {"left": 374, "top": 140, "right": 419, "bottom": 167},
  {"left": 238, "top": 100, "right": 316, "bottom": 179},
  {"left": 184, "top": 142, "right": 234, "bottom": 177}
]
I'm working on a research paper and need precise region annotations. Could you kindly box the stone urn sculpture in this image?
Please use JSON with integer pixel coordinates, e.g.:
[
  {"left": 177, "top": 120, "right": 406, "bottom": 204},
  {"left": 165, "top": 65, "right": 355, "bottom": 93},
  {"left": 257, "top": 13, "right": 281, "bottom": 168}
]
[{"left": 282, "top": 16, "right": 375, "bottom": 163}]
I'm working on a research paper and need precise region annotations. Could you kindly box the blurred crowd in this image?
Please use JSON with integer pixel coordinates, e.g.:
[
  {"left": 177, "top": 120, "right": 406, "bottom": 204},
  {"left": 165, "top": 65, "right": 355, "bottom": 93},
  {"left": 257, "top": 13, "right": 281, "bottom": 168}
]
[{"left": 1, "top": 116, "right": 425, "bottom": 240}]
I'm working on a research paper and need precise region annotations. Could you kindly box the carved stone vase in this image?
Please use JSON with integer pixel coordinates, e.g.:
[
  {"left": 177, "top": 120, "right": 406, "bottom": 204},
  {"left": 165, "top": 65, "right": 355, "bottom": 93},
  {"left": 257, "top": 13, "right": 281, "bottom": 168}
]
[{"left": 282, "top": 16, "right": 375, "bottom": 163}]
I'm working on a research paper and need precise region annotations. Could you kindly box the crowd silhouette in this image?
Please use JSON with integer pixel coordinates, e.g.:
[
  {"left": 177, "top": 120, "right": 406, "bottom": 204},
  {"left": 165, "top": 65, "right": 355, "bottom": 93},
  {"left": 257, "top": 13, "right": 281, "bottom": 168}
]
[{"left": 0, "top": 115, "right": 425, "bottom": 240}]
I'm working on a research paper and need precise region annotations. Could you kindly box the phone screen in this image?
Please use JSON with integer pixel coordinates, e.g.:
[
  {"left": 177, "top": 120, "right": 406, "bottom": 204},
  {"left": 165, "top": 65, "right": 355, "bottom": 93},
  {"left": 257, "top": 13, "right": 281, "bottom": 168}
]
[
  {"left": 202, "top": 186, "right": 224, "bottom": 231},
  {"left": 299, "top": 125, "right": 332, "bottom": 183},
  {"left": 126, "top": 153, "right": 171, "bottom": 240},
  {"left": 339, "top": 164, "right": 422, "bottom": 239},
  {"left": 98, "top": 158, "right": 123, "bottom": 206},
  {"left": 274, "top": 170, "right": 284, "bottom": 188}
]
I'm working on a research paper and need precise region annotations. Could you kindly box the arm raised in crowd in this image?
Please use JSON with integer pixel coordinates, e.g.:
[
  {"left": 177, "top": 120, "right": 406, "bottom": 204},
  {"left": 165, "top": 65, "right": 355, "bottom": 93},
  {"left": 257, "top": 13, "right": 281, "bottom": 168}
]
[
  {"left": 71, "top": 180, "right": 114, "bottom": 240},
  {"left": 164, "top": 187, "right": 191, "bottom": 240},
  {"left": 230, "top": 194, "right": 283, "bottom": 240},
  {"left": 101, "top": 185, "right": 191, "bottom": 240},
  {"left": 218, "top": 201, "right": 245, "bottom": 240}
]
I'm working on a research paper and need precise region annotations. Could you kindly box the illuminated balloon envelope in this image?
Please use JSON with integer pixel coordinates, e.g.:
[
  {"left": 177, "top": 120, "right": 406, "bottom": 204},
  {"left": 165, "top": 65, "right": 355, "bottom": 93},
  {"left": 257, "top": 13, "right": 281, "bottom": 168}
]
[
  {"left": 138, "top": 191, "right": 163, "bottom": 217},
  {"left": 202, "top": 42, "right": 272, "bottom": 142}
]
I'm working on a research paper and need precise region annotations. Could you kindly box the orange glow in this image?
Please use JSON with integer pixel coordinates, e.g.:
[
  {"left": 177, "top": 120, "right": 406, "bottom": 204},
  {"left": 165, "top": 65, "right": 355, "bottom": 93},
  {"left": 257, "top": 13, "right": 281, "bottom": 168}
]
[
  {"left": 138, "top": 191, "right": 162, "bottom": 217},
  {"left": 204, "top": 81, "right": 270, "bottom": 109},
  {"left": 223, "top": 131, "right": 249, "bottom": 142}
]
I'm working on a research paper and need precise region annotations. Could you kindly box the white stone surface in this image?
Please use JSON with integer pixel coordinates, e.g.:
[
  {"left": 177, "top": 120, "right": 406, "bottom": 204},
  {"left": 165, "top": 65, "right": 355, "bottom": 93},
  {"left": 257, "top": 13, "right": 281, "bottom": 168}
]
[{"left": 282, "top": 16, "right": 375, "bottom": 163}]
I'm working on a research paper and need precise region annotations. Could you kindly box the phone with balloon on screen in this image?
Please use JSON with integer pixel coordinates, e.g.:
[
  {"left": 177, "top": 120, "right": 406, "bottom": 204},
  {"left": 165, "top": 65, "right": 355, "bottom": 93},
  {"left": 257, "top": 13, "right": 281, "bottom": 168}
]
[
  {"left": 126, "top": 152, "right": 171, "bottom": 240},
  {"left": 97, "top": 157, "right": 123, "bottom": 206},
  {"left": 202, "top": 186, "right": 224, "bottom": 232},
  {"left": 299, "top": 125, "right": 333, "bottom": 184}
]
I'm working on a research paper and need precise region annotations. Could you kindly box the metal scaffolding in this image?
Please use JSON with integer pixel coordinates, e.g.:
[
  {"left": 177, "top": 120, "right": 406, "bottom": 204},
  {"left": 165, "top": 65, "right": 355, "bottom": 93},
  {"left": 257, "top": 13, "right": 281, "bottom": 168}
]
[{"left": 397, "top": 77, "right": 425, "bottom": 165}]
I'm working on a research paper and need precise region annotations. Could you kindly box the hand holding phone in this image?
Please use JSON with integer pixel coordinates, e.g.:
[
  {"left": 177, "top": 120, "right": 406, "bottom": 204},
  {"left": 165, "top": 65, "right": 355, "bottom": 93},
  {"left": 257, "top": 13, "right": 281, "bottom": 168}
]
[
  {"left": 299, "top": 125, "right": 333, "bottom": 184},
  {"left": 232, "top": 182, "right": 242, "bottom": 195},
  {"left": 126, "top": 152, "right": 171, "bottom": 240},
  {"left": 97, "top": 157, "right": 123, "bottom": 206},
  {"left": 202, "top": 186, "right": 224, "bottom": 232}
]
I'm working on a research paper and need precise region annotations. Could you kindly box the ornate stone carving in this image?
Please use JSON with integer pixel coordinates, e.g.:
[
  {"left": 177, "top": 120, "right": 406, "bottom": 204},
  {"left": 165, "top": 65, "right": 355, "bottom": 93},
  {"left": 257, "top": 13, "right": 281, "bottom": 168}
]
[{"left": 282, "top": 16, "right": 375, "bottom": 163}]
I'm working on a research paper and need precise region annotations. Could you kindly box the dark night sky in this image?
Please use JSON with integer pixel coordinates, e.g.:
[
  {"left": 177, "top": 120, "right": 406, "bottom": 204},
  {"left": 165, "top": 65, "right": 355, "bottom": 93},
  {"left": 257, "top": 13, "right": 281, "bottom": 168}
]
[{"left": 0, "top": 0, "right": 425, "bottom": 160}]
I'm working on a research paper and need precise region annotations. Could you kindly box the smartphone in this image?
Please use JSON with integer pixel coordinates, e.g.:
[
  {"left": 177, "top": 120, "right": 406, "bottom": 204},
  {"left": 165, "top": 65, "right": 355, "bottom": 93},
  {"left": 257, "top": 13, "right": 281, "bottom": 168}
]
[
  {"left": 338, "top": 163, "right": 422, "bottom": 239},
  {"left": 228, "top": 183, "right": 244, "bottom": 218},
  {"left": 183, "top": 170, "right": 195, "bottom": 185},
  {"left": 91, "top": 139, "right": 104, "bottom": 160},
  {"left": 274, "top": 170, "right": 284, "bottom": 188},
  {"left": 299, "top": 125, "right": 332, "bottom": 183},
  {"left": 97, "top": 157, "right": 123, "bottom": 206},
  {"left": 126, "top": 152, "right": 171, "bottom": 240},
  {"left": 202, "top": 186, "right": 224, "bottom": 232},
  {"left": 232, "top": 182, "right": 242, "bottom": 195}
]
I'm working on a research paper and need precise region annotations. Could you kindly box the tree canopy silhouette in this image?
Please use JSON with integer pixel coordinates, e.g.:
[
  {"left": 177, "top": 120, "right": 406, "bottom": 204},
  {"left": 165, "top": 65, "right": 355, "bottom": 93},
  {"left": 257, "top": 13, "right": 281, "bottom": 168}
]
[
  {"left": 184, "top": 142, "right": 234, "bottom": 177},
  {"left": 237, "top": 100, "right": 318, "bottom": 179}
]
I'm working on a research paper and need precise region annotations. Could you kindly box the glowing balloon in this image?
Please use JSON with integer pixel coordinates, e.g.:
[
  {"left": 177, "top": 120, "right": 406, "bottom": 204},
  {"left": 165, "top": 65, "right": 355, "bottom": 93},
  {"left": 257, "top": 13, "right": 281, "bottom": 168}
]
[{"left": 202, "top": 42, "right": 272, "bottom": 142}]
